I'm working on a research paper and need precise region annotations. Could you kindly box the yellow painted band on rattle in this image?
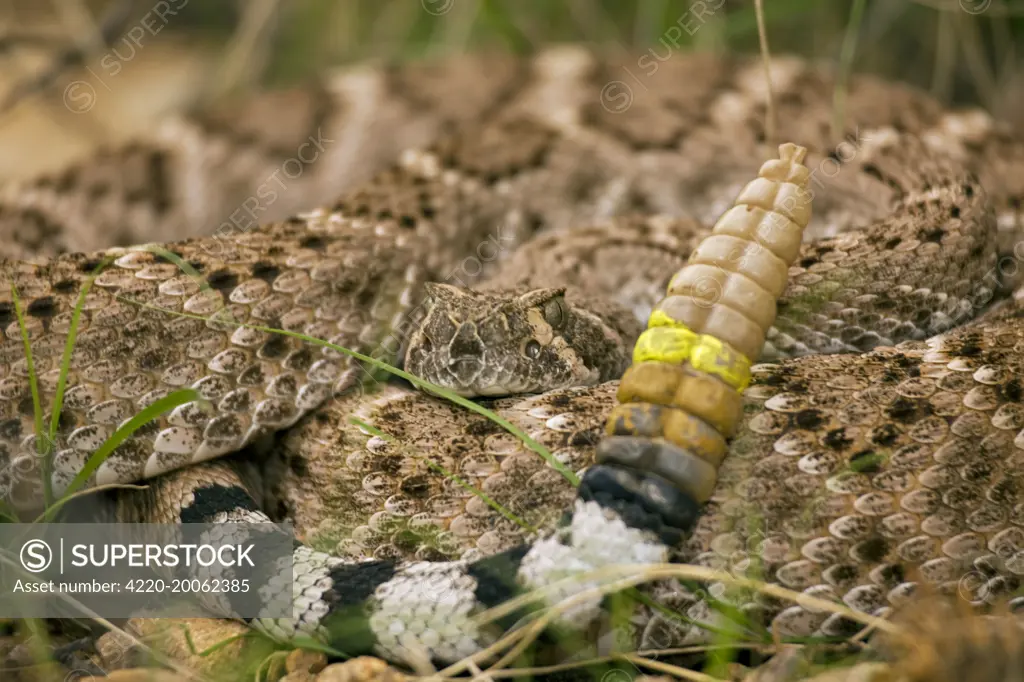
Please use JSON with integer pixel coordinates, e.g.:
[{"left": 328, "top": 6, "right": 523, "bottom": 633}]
[
  {"left": 633, "top": 326, "right": 751, "bottom": 391},
  {"left": 632, "top": 325, "right": 698, "bottom": 366},
  {"left": 690, "top": 334, "right": 751, "bottom": 391},
  {"left": 647, "top": 308, "right": 686, "bottom": 330}
]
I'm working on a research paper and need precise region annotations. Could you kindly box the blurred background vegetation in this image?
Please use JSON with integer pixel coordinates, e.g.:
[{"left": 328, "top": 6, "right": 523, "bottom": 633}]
[{"left": 1, "top": 0, "right": 1023, "bottom": 176}]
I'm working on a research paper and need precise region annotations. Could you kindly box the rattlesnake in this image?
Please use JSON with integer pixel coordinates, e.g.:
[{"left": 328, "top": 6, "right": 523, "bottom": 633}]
[{"left": 2, "top": 47, "right": 1024, "bottom": 672}]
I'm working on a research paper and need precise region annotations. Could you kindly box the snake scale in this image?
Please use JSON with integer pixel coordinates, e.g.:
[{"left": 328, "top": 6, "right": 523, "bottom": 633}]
[{"left": 3, "top": 46, "right": 1024, "bottom": 673}]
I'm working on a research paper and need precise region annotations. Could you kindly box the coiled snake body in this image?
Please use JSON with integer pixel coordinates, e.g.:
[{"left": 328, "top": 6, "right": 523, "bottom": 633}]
[{"left": 2, "top": 47, "right": 1024, "bottom": 668}]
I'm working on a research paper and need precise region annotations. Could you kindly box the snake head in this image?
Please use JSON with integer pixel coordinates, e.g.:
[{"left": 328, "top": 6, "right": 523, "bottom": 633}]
[{"left": 404, "top": 283, "right": 620, "bottom": 397}]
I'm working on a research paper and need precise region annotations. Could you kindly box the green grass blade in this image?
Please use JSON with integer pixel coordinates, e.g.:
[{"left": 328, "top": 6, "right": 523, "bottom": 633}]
[
  {"left": 364, "top": 358, "right": 576, "bottom": 483},
  {"left": 0, "top": 502, "right": 19, "bottom": 523},
  {"left": 425, "top": 458, "right": 537, "bottom": 531},
  {"left": 9, "top": 283, "right": 51, "bottom": 506},
  {"left": 138, "top": 245, "right": 238, "bottom": 326},
  {"left": 56, "top": 388, "right": 204, "bottom": 507},
  {"left": 31, "top": 483, "right": 147, "bottom": 525},
  {"left": 137, "top": 244, "right": 211, "bottom": 289},
  {"left": 46, "top": 256, "right": 114, "bottom": 464}
]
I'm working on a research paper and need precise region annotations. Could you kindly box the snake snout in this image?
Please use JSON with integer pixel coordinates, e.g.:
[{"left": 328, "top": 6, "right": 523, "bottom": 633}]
[
  {"left": 444, "top": 321, "right": 487, "bottom": 386},
  {"left": 447, "top": 322, "right": 485, "bottom": 362}
]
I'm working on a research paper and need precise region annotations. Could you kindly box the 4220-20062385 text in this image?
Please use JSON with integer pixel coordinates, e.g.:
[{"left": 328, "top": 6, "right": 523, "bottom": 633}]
[{"left": 124, "top": 578, "right": 250, "bottom": 593}]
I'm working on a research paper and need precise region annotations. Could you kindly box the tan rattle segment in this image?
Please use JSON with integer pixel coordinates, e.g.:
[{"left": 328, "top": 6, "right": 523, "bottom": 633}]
[
  {"left": 606, "top": 143, "right": 814, "bottom": 505},
  {"left": 654, "top": 142, "right": 811, "bottom": 360}
]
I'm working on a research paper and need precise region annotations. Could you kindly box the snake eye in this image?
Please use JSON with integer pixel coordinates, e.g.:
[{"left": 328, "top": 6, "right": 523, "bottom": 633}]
[
  {"left": 524, "top": 340, "right": 542, "bottom": 359},
  {"left": 542, "top": 296, "right": 568, "bottom": 329}
]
